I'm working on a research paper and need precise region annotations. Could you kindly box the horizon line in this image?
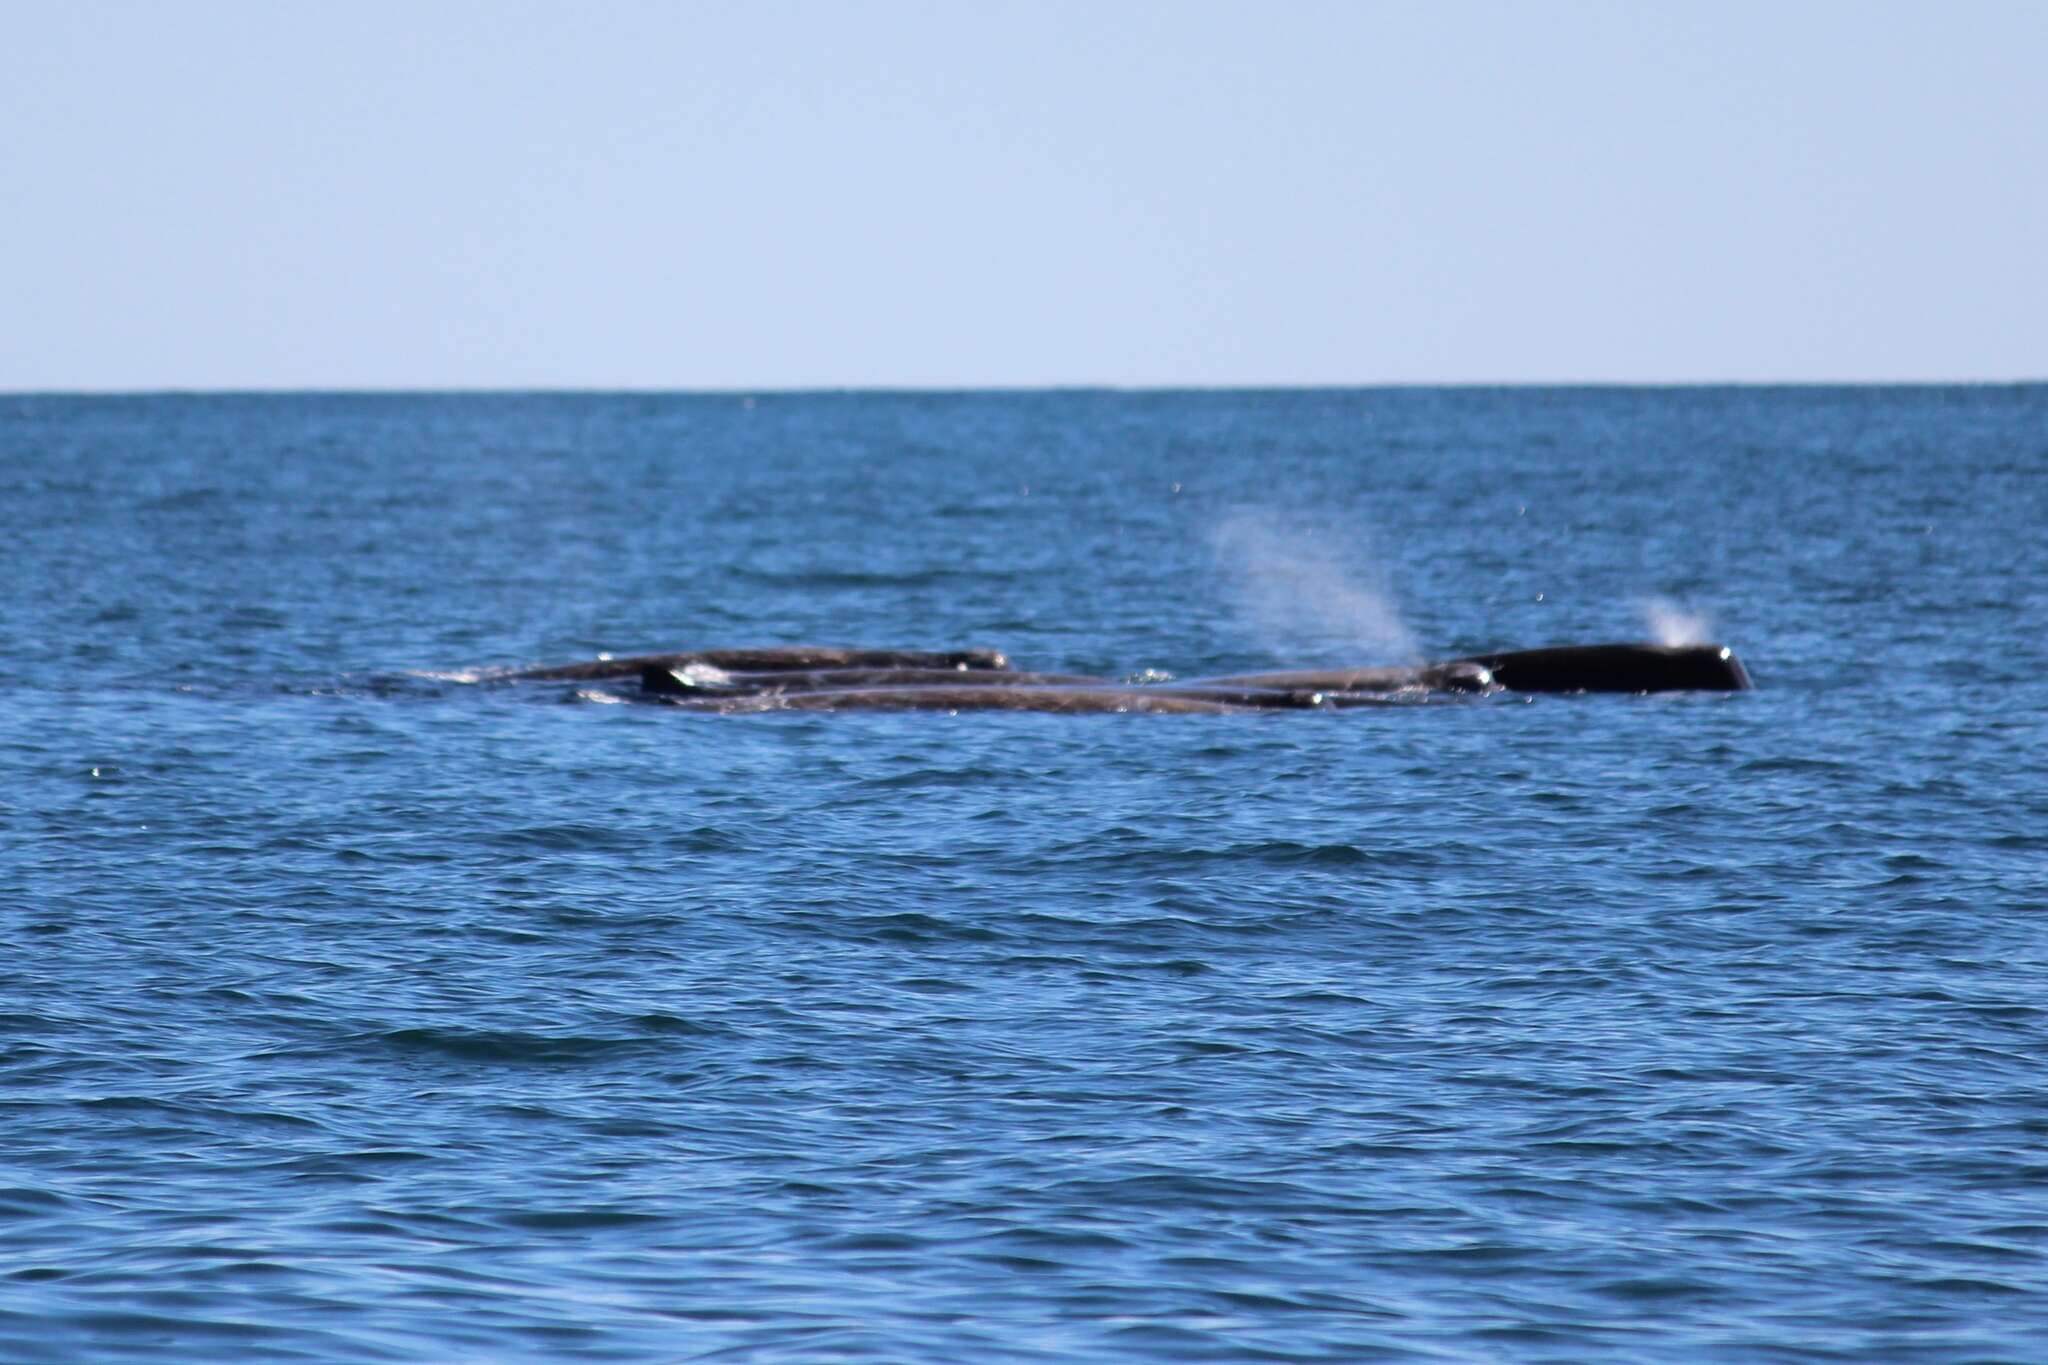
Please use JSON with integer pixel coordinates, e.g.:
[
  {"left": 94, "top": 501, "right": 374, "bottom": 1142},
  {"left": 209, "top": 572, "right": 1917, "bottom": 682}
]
[{"left": 6, "top": 377, "right": 2045, "bottom": 398}]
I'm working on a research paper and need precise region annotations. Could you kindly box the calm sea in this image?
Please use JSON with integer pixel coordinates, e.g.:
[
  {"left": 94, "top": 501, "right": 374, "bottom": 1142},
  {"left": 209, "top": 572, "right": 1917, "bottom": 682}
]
[{"left": 3, "top": 388, "right": 2045, "bottom": 1361}]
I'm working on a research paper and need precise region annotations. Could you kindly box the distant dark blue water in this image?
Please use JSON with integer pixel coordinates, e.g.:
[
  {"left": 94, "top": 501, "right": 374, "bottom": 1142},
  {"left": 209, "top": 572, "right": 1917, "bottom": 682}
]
[{"left": 4, "top": 389, "right": 2045, "bottom": 1361}]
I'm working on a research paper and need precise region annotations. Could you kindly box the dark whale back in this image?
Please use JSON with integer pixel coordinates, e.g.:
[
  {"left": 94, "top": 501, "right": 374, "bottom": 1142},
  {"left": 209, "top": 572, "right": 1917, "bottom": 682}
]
[
  {"left": 509, "top": 642, "right": 1749, "bottom": 699},
  {"left": 1457, "top": 642, "right": 1752, "bottom": 694},
  {"left": 514, "top": 645, "right": 1011, "bottom": 682},
  {"left": 641, "top": 665, "right": 1102, "bottom": 696},
  {"left": 652, "top": 686, "right": 1260, "bottom": 715}
]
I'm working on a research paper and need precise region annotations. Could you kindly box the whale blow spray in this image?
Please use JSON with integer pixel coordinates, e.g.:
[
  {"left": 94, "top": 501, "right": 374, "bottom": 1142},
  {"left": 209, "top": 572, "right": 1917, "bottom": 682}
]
[
  {"left": 1640, "top": 597, "right": 1713, "bottom": 648},
  {"left": 1210, "top": 511, "right": 1421, "bottom": 664}
]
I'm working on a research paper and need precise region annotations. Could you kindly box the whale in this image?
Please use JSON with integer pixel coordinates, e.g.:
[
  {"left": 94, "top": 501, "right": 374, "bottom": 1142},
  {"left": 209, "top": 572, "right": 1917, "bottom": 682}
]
[
  {"left": 511, "top": 645, "right": 1011, "bottom": 682},
  {"left": 497, "top": 640, "right": 1753, "bottom": 710},
  {"left": 647, "top": 685, "right": 1270, "bottom": 715},
  {"left": 639, "top": 664, "right": 1105, "bottom": 696},
  {"left": 637, "top": 673, "right": 1432, "bottom": 713},
  {"left": 1186, "top": 647, "right": 1751, "bottom": 696},
  {"left": 1450, "top": 642, "right": 1751, "bottom": 694},
  {"left": 1185, "top": 661, "right": 1497, "bottom": 695},
  {"left": 634, "top": 666, "right": 1442, "bottom": 711}
]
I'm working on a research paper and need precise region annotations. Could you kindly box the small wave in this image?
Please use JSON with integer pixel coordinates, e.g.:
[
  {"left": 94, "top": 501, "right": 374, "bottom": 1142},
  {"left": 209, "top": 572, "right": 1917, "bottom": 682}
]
[
  {"left": 373, "top": 1028, "right": 653, "bottom": 1064},
  {"left": 0, "top": 1186, "right": 87, "bottom": 1217},
  {"left": 732, "top": 567, "right": 1011, "bottom": 589},
  {"left": 868, "top": 766, "right": 1006, "bottom": 789},
  {"left": 493, "top": 1207, "right": 670, "bottom": 1232},
  {"left": 624, "top": 1013, "right": 736, "bottom": 1038},
  {"left": 480, "top": 823, "right": 646, "bottom": 853}
]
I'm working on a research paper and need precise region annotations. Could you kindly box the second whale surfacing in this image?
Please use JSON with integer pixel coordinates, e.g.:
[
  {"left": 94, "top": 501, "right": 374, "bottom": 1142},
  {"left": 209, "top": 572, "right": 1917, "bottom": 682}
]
[
  {"left": 639, "top": 664, "right": 1107, "bottom": 696},
  {"left": 635, "top": 663, "right": 1425, "bottom": 713},
  {"left": 511, "top": 645, "right": 1012, "bottom": 682},
  {"left": 1183, "top": 661, "right": 1498, "bottom": 695},
  {"left": 648, "top": 686, "right": 1265, "bottom": 715},
  {"left": 644, "top": 682, "right": 1418, "bottom": 714}
]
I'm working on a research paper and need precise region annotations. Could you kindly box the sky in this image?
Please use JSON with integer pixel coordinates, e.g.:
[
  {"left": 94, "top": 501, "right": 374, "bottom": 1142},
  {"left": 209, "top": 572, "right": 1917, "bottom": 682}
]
[{"left": 3, "top": 1, "right": 2043, "bottom": 389}]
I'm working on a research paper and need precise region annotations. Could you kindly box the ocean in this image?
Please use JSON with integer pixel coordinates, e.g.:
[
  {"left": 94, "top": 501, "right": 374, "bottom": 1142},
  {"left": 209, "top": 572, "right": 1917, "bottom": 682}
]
[{"left": 3, "top": 387, "right": 2045, "bottom": 1360}]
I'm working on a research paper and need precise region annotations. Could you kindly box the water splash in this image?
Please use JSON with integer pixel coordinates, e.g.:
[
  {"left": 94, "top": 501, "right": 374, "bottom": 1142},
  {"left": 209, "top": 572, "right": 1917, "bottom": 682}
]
[
  {"left": 1209, "top": 511, "right": 1420, "bottom": 663},
  {"left": 1641, "top": 597, "right": 1713, "bottom": 647}
]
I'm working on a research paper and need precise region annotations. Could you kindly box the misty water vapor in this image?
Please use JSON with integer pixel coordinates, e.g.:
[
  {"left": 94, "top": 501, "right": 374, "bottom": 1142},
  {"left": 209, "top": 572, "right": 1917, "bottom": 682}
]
[
  {"left": 1640, "top": 597, "right": 1713, "bottom": 647},
  {"left": 1208, "top": 511, "right": 1421, "bottom": 663}
]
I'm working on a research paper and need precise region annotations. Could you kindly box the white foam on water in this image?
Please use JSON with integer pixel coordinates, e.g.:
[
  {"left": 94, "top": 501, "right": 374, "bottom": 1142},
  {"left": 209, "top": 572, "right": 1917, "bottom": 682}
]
[{"left": 404, "top": 667, "right": 495, "bottom": 683}]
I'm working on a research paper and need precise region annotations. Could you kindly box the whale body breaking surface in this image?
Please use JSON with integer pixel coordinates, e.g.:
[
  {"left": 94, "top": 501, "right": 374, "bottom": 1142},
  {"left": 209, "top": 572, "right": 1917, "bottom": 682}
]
[{"left": 457, "top": 642, "right": 1753, "bottom": 713}]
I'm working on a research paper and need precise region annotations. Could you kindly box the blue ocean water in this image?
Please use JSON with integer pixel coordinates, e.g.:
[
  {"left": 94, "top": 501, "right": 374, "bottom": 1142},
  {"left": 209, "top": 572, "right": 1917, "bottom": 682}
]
[{"left": 3, "top": 388, "right": 2045, "bottom": 1361}]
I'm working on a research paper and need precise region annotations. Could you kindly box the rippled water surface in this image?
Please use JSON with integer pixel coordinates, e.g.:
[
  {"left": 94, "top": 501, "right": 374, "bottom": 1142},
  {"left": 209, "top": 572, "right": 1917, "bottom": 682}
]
[{"left": 4, "top": 389, "right": 2046, "bottom": 1360}]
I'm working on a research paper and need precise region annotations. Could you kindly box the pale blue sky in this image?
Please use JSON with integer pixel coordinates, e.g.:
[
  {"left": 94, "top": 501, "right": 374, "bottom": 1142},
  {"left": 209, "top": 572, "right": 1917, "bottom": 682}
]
[{"left": 4, "top": 1, "right": 2042, "bottom": 388}]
